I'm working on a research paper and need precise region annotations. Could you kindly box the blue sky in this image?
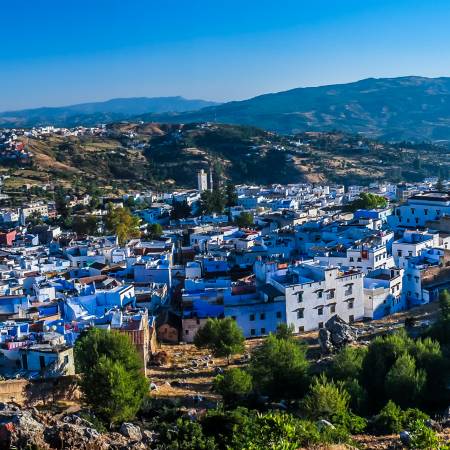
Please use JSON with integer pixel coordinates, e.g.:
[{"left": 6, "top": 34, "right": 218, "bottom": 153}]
[{"left": 2, "top": 0, "right": 450, "bottom": 110}]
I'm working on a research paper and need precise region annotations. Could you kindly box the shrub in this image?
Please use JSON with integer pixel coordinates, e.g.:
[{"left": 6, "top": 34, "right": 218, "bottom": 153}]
[
  {"left": 249, "top": 333, "right": 309, "bottom": 400},
  {"left": 302, "top": 374, "right": 367, "bottom": 433},
  {"left": 373, "top": 400, "right": 404, "bottom": 434},
  {"left": 194, "top": 318, "right": 245, "bottom": 363},
  {"left": 409, "top": 420, "right": 441, "bottom": 450},
  {"left": 213, "top": 368, "right": 253, "bottom": 406}
]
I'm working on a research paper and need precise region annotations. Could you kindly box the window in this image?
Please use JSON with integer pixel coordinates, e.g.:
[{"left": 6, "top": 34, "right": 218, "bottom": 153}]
[
  {"left": 408, "top": 251, "right": 413, "bottom": 257},
  {"left": 298, "top": 326, "right": 304, "bottom": 332},
  {"left": 327, "top": 289, "right": 335, "bottom": 300},
  {"left": 349, "top": 257, "right": 354, "bottom": 262},
  {"left": 276, "top": 311, "right": 282, "bottom": 319},
  {"left": 344, "top": 284, "right": 353, "bottom": 296},
  {"left": 260, "top": 313, "right": 266, "bottom": 320},
  {"left": 297, "top": 291, "right": 303, "bottom": 303},
  {"left": 261, "top": 328, "right": 266, "bottom": 335},
  {"left": 297, "top": 309, "right": 304, "bottom": 319},
  {"left": 250, "top": 329, "right": 256, "bottom": 336},
  {"left": 318, "top": 307, "right": 323, "bottom": 316},
  {"left": 318, "top": 322, "right": 324, "bottom": 329},
  {"left": 196, "top": 319, "right": 200, "bottom": 325},
  {"left": 330, "top": 304, "right": 336, "bottom": 313},
  {"left": 397, "top": 250, "right": 403, "bottom": 257},
  {"left": 424, "top": 209, "right": 428, "bottom": 215},
  {"left": 348, "top": 300, "right": 354, "bottom": 309},
  {"left": 185, "top": 329, "right": 189, "bottom": 335},
  {"left": 64, "top": 355, "right": 69, "bottom": 365},
  {"left": 317, "top": 290, "right": 323, "bottom": 299},
  {"left": 357, "top": 257, "right": 362, "bottom": 262},
  {"left": 250, "top": 314, "right": 255, "bottom": 321},
  {"left": 349, "top": 315, "right": 354, "bottom": 323}
]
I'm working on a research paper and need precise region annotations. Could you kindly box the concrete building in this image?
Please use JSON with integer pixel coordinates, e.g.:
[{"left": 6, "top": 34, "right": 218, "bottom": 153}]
[{"left": 197, "top": 169, "right": 208, "bottom": 192}]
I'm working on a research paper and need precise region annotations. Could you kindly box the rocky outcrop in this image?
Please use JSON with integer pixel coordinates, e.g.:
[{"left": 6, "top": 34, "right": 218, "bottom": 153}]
[
  {"left": 318, "top": 315, "right": 358, "bottom": 354},
  {"left": 0, "top": 402, "right": 149, "bottom": 449}
]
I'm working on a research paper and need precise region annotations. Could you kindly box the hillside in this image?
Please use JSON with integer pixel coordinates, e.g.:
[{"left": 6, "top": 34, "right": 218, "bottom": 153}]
[
  {"left": 2, "top": 123, "right": 450, "bottom": 195},
  {"left": 0, "top": 97, "right": 218, "bottom": 128},
  {"left": 144, "top": 76, "right": 450, "bottom": 142}
]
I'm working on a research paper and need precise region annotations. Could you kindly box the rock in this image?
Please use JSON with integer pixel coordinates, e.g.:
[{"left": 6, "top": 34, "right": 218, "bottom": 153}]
[
  {"left": 142, "top": 429, "right": 155, "bottom": 444},
  {"left": 425, "top": 418, "right": 442, "bottom": 431},
  {"left": 318, "top": 328, "right": 333, "bottom": 354},
  {"left": 318, "top": 315, "right": 357, "bottom": 354},
  {"left": 400, "top": 430, "right": 411, "bottom": 446},
  {"left": 120, "top": 422, "right": 142, "bottom": 442},
  {"left": 316, "top": 419, "right": 335, "bottom": 431}
]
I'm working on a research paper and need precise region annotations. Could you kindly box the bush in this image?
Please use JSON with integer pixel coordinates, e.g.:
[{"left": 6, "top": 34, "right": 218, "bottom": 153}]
[
  {"left": 249, "top": 333, "right": 309, "bottom": 400},
  {"left": 302, "top": 374, "right": 367, "bottom": 433},
  {"left": 194, "top": 318, "right": 245, "bottom": 363},
  {"left": 409, "top": 420, "right": 441, "bottom": 450},
  {"left": 213, "top": 368, "right": 253, "bottom": 406},
  {"left": 373, "top": 400, "right": 405, "bottom": 434},
  {"left": 373, "top": 401, "right": 430, "bottom": 435}
]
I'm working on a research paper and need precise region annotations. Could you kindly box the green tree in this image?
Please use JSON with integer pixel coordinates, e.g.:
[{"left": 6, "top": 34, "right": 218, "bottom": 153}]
[
  {"left": 147, "top": 223, "right": 163, "bottom": 240},
  {"left": 170, "top": 199, "right": 191, "bottom": 219},
  {"left": 194, "top": 317, "right": 245, "bottom": 363},
  {"left": 72, "top": 215, "right": 99, "bottom": 235},
  {"left": 235, "top": 212, "right": 254, "bottom": 228},
  {"left": 346, "top": 192, "right": 388, "bottom": 212},
  {"left": 104, "top": 205, "right": 140, "bottom": 245},
  {"left": 213, "top": 368, "right": 253, "bottom": 406},
  {"left": 200, "top": 187, "right": 226, "bottom": 215},
  {"left": 74, "top": 328, "right": 149, "bottom": 426},
  {"left": 330, "top": 346, "right": 367, "bottom": 381},
  {"left": 385, "top": 353, "right": 426, "bottom": 408},
  {"left": 225, "top": 182, "right": 238, "bottom": 207},
  {"left": 249, "top": 333, "right": 309, "bottom": 400}
]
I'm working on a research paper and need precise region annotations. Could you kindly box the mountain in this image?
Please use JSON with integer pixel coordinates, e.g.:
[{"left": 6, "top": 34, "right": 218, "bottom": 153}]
[
  {"left": 143, "top": 76, "right": 450, "bottom": 142},
  {"left": 0, "top": 97, "right": 218, "bottom": 128}
]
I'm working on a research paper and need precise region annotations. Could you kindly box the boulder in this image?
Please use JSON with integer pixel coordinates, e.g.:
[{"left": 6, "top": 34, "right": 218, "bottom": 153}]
[
  {"left": 400, "top": 430, "right": 411, "bottom": 446},
  {"left": 316, "top": 419, "right": 335, "bottom": 431},
  {"left": 120, "top": 422, "right": 142, "bottom": 442},
  {"left": 318, "top": 315, "right": 357, "bottom": 354}
]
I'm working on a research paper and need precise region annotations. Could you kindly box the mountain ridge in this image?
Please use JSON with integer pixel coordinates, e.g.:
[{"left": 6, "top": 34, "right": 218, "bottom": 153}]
[{"left": 0, "top": 96, "right": 219, "bottom": 128}]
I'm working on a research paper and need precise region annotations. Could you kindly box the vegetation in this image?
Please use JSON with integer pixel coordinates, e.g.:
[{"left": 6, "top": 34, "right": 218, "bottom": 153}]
[
  {"left": 345, "top": 192, "right": 388, "bottom": 212},
  {"left": 199, "top": 187, "right": 226, "bottom": 215},
  {"left": 235, "top": 211, "right": 254, "bottom": 228},
  {"left": 74, "top": 328, "right": 149, "bottom": 426},
  {"left": 213, "top": 368, "right": 253, "bottom": 406},
  {"left": 104, "top": 205, "right": 141, "bottom": 245},
  {"left": 249, "top": 330, "right": 309, "bottom": 401},
  {"left": 147, "top": 223, "right": 164, "bottom": 240},
  {"left": 194, "top": 317, "right": 245, "bottom": 363}
]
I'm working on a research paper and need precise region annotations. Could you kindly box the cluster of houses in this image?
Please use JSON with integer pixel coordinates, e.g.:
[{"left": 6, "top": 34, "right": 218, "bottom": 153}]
[{"left": 0, "top": 174, "right": 450, "bottom": 384}]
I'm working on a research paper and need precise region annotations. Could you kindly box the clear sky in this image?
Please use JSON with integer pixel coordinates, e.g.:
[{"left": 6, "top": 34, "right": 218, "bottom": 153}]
[{"left": 2, "top": 0, "right": 450, "bottom": 111}]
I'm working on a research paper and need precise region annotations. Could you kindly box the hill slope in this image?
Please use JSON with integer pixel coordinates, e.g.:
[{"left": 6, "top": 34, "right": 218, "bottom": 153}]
[
  {"left": 0, "top": 97, "right": 218, "bottom": 128},
  {"left": 144, "top": 77, "right": 450, "bottom": 142},
  {"left": 3, "top": 123, "right": 449, "bottom": 195}
]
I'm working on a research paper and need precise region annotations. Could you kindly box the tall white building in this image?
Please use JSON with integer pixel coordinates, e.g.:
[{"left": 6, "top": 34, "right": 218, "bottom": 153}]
[{"left": 197, "top": 169, "right": 208, "bottom": 192}]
